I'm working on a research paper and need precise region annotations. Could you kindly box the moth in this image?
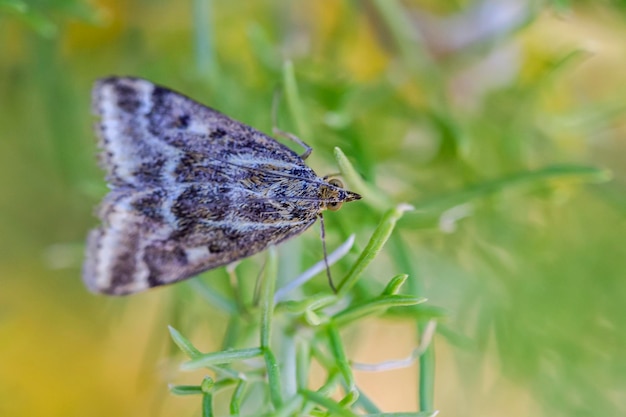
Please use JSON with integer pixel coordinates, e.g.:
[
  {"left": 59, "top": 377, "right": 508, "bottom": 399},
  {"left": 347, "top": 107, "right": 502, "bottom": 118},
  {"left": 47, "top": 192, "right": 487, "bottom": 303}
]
[{"left": 83, "top": 77, "right": 361, "bottom": 295}]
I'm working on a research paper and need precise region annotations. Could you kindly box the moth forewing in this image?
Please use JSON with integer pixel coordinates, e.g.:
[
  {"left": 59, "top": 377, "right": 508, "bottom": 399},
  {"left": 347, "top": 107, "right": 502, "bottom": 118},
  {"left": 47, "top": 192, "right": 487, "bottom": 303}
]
[{"left": 83, "top": 76, "right": 360, "bottom": 295}]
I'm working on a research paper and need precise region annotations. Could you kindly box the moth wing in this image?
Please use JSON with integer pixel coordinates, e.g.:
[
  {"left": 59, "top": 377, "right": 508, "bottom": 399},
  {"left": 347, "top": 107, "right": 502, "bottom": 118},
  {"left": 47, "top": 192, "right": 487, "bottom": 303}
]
[
  {"left": 83, "top": 186, "right": 319, "bottom": 295},
  {"left": 87, "top": 76, "right": 327, "bottom": 295},
  {"left": 93, "top": 76, "right": 314, "bottom": 188}
]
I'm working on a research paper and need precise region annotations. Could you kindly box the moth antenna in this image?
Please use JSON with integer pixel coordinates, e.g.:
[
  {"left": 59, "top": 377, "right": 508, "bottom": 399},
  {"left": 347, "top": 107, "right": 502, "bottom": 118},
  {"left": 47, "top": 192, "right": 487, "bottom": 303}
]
[
  {"left": 319, "top": 213, "right": 337, "bottom": 293},
  {"left": 271, "top": 87, "right": 312, "bottom": 160}
]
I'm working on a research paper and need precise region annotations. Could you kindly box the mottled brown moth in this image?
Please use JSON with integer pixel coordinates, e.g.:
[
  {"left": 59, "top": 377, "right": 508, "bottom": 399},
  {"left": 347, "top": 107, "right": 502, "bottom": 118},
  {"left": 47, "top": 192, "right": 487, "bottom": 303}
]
[{"left": 83, "top": 77, "right": 361, "bottom": 295}]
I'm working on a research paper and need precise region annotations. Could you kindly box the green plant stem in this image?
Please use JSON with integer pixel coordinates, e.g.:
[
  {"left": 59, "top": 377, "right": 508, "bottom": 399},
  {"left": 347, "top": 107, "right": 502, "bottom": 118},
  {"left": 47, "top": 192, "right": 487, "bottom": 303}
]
[
  {"left": 202, "top": 391, "right": 213, "bottom": 417},
  {"left": 260, "top": 246, "right": 283, "bottom": 408},
  {"left": 230, "top": 380, "right": 246, "bottom": 415},
  {"left": 260, "top": 246, "right": 278, "bottom": 348},
  {"left": 389, "top": 234, "right": 436, "bottom": 411},
  {"left": 418, "top": 337, "right": 435, "bottom": 412},
  {"left": 326, "top": 324, "right": 356, "bottom": 402}
]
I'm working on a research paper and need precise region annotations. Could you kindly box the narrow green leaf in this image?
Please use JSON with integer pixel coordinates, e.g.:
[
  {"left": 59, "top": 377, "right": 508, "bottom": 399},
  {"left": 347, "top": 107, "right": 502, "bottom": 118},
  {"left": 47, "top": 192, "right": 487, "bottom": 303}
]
[
  {"left": 300, "top": 372, "right": 342, "bottom": 417},
  {"left": 277, "top": 294, "right": 337, "bottom": 314},
  {"left": 259, "top": 248, "right": 283, "bottom": 404},
  {"left": 418, "top": 340, "right": 435, "bottom": 413},
  {"left": 300, "top": 389, "right": 358, "bottom": 417},
  {"left": 333, "top": 295, "right": 426, "bottom": 327},
  {"left": 264, "top": 348, "right": 283, "bottom": 408},
  {"left": 169, "top": 384, "right": 203, "bottom": 396},
  {"left": 337, "top": 204, "right": 414, "bottom": 295},
  {"left": 202, "top": 390, "right": 213, "bottom": 417},
  {"left": 213, "top": 379, "right": 238, "bottom": 392},
  {"left": 230, "top": 380, "right": 247, "bottom": 415},
  {"left": 169, "top": 325, "right": 201, "bottom": 358},
  {"left": 327, "top": 324, "right": 356, "bottom": 404},
  {"left": 260, "top": 246, "right": 278, "bottom": 348},
  {"left": 382, "top": 274, "right": 409, "bottom": 295},
  {"left": 364, "top": 412, "right": 439, "bottom": 417},
  {"left": 407, "top": 165, "right": 611, "bottom": 219},
  {"left": 338, "top": 389, "right": 359, "bottom": 408},
  {"left": 296, "top": 340, "right": 310, "bottom": 391},
  {"left": 181, "top": 347, "right": 263, "bottom": 370}
]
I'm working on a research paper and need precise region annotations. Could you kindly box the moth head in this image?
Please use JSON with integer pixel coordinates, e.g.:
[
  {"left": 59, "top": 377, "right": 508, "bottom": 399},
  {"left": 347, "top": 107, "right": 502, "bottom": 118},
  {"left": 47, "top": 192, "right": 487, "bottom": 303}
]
[{"left": 320, "top": 178, "right": 361, "bottom": 211}]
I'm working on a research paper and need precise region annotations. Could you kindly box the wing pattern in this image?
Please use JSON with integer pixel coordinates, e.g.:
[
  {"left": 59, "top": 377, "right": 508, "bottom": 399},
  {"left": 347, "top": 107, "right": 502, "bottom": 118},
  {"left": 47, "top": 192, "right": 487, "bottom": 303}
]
[{"left": 84, "top": 77, "right": 360, "bottom": 295}]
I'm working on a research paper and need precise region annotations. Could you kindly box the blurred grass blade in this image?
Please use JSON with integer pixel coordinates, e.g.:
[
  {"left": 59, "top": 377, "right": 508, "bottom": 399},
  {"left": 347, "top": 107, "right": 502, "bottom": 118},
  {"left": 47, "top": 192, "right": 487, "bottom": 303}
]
[
  {"left": 192, "top": 0, "right": 216, "bottom": 76},
  {"left": 282, "top": 60, "right": 311, "bottom": 140},
  {"left": 0, "top": 0, "right": 27, "bottom": 12},
  {"left": 368, "top": 0, "right": 434, "bottom": 80},
  {"left": 17, "top": 8, "right": 57, "bottom": 37},
  {"left": 408, "top": 165, "right": 611, "bottom": 217}
]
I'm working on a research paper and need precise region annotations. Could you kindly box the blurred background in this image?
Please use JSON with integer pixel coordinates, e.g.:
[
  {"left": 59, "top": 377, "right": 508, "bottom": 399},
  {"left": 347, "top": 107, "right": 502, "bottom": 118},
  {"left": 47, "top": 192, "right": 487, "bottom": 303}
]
[{"left": 2, "top": 0, "right": 626, "bottom": 416}]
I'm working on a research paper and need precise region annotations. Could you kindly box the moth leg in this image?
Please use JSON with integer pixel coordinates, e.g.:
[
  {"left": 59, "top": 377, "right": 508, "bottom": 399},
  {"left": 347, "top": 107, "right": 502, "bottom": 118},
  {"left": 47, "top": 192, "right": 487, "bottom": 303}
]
[
  {"left": 272, "top": 88, "right": 313, "bottom": 160},
  {"left": 273, "top": 127, "right": 312, "bottom": 160}
]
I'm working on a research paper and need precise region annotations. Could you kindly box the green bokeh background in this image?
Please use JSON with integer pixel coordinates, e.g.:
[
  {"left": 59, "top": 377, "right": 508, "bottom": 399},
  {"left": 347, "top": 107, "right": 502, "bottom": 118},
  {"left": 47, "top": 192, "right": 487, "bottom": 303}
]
[{"left": 2, "top": 1, "right": 626, "bottom": 416}]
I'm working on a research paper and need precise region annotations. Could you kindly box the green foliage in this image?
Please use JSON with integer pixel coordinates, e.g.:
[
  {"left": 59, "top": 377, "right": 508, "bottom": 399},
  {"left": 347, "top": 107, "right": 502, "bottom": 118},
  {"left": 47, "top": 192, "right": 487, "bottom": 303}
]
[
  {"left": 168, "top": 204, "right": 427, "bottom": 415},
  {"left": 2, "top": 1, "right": 626, "bottom": 416}
]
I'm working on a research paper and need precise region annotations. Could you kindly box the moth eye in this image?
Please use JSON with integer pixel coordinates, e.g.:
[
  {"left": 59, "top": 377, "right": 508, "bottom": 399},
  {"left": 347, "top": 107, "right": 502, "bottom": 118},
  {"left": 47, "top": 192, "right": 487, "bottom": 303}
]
[
  {"left": 327, "top": 201, "right": 343, "bottom": 211},
  {"left": 328, "top": 178, "right": 343, "bottom": 188}
]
